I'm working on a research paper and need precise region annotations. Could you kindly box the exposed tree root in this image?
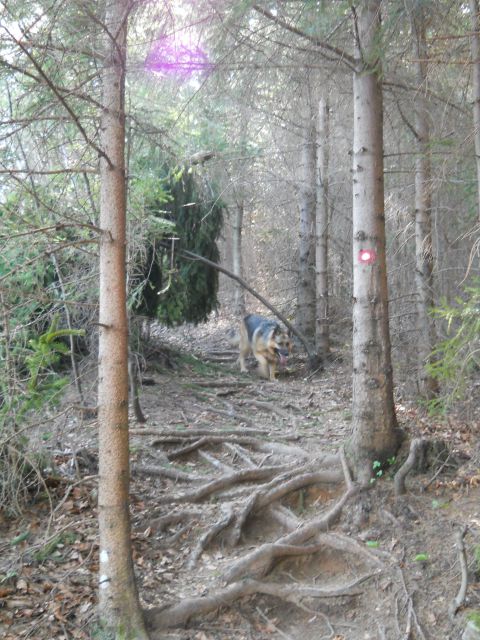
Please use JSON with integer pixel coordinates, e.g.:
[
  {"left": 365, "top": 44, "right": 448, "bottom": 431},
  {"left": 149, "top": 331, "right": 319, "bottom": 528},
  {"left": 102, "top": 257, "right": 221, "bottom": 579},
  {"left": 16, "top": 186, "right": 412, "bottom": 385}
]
[
  {"left": 223, "top": 484, "right": 360, "bottom": 583},
  {"left": 192, "top": 379, "right": 254, "bottom": 388},
  {"left": 147, "top": 433, "right": 308, "bottom": 459},
  {"left": 394, "top": 437, "right": 426, "bottom": 495},
  {"left": 186, "top": 504, "right": 235, "bottom": 569},
  {"left": 226, "top": 490, "right": 260, "bottom": 546},
  {"left": 132, "top": 464, "right": 202, "bottom": 482},
  {"left": 155, "top": 464, "right": 304, "bottom": 504},
  {"left": 198, "top": 449, "right": 235, "bottom": 473},
  {"left": 149, "top": 510, "right": 203, "bottom": 533},
  {"left": 195, "top": 403, "right": 256, "bottom": 428},
  {"left": 138, "top": 423, "right": 427, "bottom": 638},
  {"left": 144, "top": 574, "right": 375, "bottom": 630},
  {"left": 238, "top": 398, "right": 296, "bottom": 422},
  {"left": 223, "top": 442, "right": 258, "bottom": 468}
]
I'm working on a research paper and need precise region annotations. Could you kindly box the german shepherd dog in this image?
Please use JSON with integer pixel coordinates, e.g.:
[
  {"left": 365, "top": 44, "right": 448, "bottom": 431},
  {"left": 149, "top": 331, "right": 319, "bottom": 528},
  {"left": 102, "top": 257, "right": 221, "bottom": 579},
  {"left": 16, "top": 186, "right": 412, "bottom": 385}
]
[{"left": 238, "top": 314, "right": 292, "bottom": 381}]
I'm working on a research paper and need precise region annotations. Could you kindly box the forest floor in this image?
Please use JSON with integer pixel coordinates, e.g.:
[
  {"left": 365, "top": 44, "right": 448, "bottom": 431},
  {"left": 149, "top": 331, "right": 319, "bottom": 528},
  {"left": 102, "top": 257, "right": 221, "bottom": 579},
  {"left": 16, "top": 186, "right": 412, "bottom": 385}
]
[{"left": 1, "top": 315, "right": 480, "bottom": 640}]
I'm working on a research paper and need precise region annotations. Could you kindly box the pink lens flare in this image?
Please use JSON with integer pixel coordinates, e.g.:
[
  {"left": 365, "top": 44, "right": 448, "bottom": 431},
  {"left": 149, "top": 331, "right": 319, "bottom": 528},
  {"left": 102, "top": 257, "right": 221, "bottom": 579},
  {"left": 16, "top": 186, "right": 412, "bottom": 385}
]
[
  {"left": 358, "top": 249, "right": 377, "bottom": 265},
  {"left": 145, "top": 32, "right": 213, "bottom": 78}
]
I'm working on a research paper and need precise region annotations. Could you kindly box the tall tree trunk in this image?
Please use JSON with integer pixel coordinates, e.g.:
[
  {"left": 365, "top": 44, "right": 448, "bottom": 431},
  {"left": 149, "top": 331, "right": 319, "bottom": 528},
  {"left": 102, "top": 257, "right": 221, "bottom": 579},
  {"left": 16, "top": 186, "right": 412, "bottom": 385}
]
[
  {"left": 97, "top": 1, "right": 149, "bottom": 637},
  {"left": 297, "top": 93, "right": 317, "bottom": 349},
  {"left": 470, "top": 0, "right": 480, "bottom": 222},
  {"left": 411, "top": 5, "right": 439, "bottom": 399},
  {"left": 348, "top": 1, "right": 400, "bottom": 482},
  {"left": 315, "top": 96, "right": 330, "bottom": 358}
]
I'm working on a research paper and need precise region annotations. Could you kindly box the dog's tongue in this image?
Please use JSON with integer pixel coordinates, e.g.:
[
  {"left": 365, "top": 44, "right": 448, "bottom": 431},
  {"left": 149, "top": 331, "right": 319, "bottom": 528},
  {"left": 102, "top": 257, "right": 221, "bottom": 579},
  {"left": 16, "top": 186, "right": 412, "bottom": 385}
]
[{"left": 279, "top": 354, "right": 287, "bottom": 367}]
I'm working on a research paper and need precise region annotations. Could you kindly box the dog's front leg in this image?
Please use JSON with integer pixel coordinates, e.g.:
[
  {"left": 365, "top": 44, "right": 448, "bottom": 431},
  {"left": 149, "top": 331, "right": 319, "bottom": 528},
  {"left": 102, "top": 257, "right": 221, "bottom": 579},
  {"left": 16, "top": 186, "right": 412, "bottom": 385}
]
[
  {"left": 268, "top": 360, "right": 277, "bottom": 381},
  {"left": 239, "top": 352, "right": 249, "bottom": 373},
  {"left": 255, "top": 354, "right": 270, "bottom": 379}
]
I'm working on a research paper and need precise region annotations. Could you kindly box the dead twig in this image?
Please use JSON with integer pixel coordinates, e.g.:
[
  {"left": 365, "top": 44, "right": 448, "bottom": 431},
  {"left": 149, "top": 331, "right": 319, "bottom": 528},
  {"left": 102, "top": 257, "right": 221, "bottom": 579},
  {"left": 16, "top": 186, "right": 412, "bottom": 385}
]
[
  {"left": 449, "top": 525, "right": 469, "bottom": 619},
  {"left": 397, "top": 565, "right": 426, "bottom": 640}
]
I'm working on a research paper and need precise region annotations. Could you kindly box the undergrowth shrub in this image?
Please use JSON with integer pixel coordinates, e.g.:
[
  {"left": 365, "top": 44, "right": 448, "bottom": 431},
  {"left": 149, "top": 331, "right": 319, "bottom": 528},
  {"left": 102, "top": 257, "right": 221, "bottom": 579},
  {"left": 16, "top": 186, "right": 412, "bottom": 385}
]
[
  {"left": 0, "top": 319, "right": 83, "bottom": 516},
  {"left": 426, "top": 280, "right": 480, "bottom": 411}
]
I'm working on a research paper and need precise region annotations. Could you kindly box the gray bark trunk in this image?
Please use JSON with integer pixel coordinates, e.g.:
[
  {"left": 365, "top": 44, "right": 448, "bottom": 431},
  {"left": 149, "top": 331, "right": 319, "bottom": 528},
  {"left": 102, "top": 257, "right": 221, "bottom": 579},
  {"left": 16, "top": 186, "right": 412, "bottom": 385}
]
[
  {"left": 97, "top": 1, "right": 149, "bottom": 637},
  {"left": 411, "top": 6, "right": 439, "bottom": 398},
  {"left": 470, "top": 0, "right": 480, "bottom": 221},
  {"left": 348, "top": 0, "right": 400, "bottom": 482},
  {"left": 297, "top": 95, "right": 317, "bottom": 349},
  {"left": 315, "top": 97, "right": 330, "bottom": 358},
  {"left": 232, "top": 203, "right": 245, "bottom": 316}
]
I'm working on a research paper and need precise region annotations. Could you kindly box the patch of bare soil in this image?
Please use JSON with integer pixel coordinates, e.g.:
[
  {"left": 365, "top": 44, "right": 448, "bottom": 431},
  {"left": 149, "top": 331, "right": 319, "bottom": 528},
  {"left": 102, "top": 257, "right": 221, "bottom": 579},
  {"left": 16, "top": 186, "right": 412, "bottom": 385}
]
[{"left": 1, "top": 317, "right": 480, "bottom": 640}]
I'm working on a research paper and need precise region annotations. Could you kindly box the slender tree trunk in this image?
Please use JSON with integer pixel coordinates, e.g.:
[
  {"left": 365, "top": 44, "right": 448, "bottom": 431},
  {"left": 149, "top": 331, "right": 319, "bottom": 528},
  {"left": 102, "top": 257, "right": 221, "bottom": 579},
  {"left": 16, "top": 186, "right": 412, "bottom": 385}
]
[
  {"left": 315, "top": 96, "right": 330, "bottom": 358},
  {"left": 232, "top": 202, "right": 246, "bottom": 316},
  {"left": 297, "top": 94, "right": 317, "bottom": 349},
  {"left": 470, "top": 0, "right": 480, "bottom": 222},
  {"left": 347, "top": 1, "right": 400, "bottom": 482},
  {"left": 50, "top": 253, "right": 85, "bottom": 405},
  {"left": 97, "top": 1, "right": 149, "bottom": 637},
  {"left": 411, "top": 5, "right": 439, "bottom": 399}
]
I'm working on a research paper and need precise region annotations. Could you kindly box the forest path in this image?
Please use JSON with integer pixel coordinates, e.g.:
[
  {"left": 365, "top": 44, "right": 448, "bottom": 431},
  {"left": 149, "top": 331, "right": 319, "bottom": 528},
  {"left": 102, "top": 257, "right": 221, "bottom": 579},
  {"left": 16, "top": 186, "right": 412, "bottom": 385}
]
[{"left": 1, "top": 316, "right": 479, "bottom": 640}]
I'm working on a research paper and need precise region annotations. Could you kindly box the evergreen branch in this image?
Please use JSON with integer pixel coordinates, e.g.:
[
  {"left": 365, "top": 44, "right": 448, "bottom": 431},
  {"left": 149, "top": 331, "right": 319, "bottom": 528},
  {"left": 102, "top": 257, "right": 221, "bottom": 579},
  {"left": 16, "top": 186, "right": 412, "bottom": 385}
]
[
  {"left": 0, "top": 23, "right": 112, "bottom": 168},
  {"left": 252, "top": 4, "right": 356, "bottom": 69}
]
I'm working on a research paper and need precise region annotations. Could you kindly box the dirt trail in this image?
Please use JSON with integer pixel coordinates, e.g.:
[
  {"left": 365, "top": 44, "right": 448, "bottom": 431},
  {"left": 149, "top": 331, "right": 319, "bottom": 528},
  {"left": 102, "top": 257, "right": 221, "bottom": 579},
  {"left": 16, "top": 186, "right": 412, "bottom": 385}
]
[{"left": 1, "top": 318, "right": 479, "bottom": 639}]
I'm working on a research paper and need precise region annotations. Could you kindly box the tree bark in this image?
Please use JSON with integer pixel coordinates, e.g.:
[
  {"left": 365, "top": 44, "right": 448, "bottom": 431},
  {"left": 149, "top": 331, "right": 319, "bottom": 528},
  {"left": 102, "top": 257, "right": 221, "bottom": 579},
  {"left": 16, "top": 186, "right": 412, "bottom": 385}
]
[
  {"left": 232, "top": 202, "right": 246, "bottom": 316},
  {"left": 348, "top": 1, "right": 401, "bottom": 482},
  {"left": 315, "top": 96, "right": 330, "bottom": 358},
  {"left": 297, "top": 91, "right": 317, "bottom": 349},
  {"left": 97, "top": 1, "right": 149, "bottom": 637},
  {"left": 411, "top": 4, "right": 439, "bottom": 399},
  {"left": 470, "top": 0, "right": 480, "bottom": 222}
]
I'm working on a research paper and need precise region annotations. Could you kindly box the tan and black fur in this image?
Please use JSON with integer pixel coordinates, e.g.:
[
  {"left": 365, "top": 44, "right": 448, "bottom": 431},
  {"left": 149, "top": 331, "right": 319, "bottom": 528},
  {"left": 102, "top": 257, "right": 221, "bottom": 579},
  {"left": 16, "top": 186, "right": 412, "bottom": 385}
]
[{"left": 238, "top": 314, "right": 292, "bottom": 381}]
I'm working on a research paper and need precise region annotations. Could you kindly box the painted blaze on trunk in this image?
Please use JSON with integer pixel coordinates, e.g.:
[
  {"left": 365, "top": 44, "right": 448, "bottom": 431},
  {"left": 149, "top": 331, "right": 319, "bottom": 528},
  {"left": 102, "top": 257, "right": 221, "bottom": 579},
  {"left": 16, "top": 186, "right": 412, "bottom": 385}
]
[{"left": 348, "top": 1, "right": 402, "bottom": 482}]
